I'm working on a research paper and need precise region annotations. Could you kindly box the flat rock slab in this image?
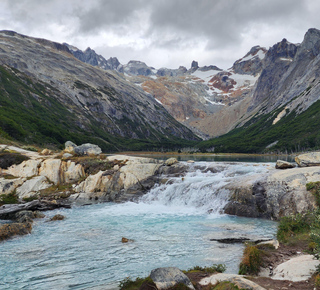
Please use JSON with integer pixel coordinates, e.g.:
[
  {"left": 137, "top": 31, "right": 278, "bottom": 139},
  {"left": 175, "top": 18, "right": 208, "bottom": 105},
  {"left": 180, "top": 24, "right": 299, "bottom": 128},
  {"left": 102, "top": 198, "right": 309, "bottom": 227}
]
[
  {"left": 272, "top": 254, "right": 320, "bottom": 281},
  {"left": 200, "top": 273, "right": 266, "bottom": 289}
]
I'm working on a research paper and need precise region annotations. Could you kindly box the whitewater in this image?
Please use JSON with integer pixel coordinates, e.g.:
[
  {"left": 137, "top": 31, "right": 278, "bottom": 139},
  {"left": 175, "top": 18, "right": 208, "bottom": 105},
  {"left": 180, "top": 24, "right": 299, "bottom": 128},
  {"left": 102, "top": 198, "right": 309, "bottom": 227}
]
[{"left": 0, "top": 161, "right": 278, "bottom": 289}]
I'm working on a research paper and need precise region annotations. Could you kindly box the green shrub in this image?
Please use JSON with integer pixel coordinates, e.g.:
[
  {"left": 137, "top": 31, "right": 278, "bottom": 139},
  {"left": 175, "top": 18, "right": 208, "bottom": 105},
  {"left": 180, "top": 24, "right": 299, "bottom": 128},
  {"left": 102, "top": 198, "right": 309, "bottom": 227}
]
[
  {"left": 186, "top": 264, "right": 226, "bottom": 274},
  {"left": 238, "top": 245, "right": 261, "bottom": 275},
  {"left": 212, "top": 281, "right": 242, "bottom": 290},
  {"left": 118, "top": 277, "right": 155, "bottom": 290},
  {"left": 307, "top": 182, "right": 320, "bottom": 207},
  {"left": 0, "top": 152, "right": 29, "bottom": 169},
  {"left": 0, "top": 191, "right": 19, "bottom": 206}
]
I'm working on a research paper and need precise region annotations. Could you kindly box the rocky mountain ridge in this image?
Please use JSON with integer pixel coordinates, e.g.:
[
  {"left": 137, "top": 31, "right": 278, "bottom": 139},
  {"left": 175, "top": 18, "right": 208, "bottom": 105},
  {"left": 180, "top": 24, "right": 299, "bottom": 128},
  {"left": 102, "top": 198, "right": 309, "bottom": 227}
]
[{"left": 0, "top": 30, "right": 198, "bottom": 151}]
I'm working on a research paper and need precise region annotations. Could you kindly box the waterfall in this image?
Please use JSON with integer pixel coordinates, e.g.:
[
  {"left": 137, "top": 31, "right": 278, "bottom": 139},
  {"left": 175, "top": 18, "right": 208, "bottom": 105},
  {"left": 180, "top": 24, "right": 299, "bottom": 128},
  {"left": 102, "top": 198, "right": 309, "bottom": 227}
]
[{"left": 139, "top": 162, "right": 271, "bottom": 214}]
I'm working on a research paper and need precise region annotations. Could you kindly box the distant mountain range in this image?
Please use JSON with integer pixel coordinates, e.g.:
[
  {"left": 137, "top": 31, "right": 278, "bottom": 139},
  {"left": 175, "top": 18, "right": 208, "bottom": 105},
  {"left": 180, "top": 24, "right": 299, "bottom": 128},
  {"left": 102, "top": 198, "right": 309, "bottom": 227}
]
[{"left": 1, "top": 28, "right": 320, "bottom": 153}]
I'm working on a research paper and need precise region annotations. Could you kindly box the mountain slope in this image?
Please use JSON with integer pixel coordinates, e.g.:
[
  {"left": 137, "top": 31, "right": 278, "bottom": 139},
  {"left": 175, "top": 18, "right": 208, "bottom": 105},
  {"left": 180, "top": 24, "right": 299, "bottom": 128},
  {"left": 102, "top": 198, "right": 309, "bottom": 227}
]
[{"left": 0, "top": 30, "right": 199, "bottom": 151}]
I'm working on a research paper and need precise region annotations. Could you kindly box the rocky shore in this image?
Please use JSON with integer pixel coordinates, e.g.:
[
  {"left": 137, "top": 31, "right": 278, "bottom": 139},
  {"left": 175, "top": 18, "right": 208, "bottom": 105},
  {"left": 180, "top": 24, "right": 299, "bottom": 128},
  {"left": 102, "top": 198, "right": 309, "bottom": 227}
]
[{"left": 1, "top": 144, "right": 320, "bottom": 289}]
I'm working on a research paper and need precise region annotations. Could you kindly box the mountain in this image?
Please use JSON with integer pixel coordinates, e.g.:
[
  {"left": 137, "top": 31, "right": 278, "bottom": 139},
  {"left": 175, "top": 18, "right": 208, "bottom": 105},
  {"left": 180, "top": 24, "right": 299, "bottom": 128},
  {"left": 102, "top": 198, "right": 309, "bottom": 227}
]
[
  {"left": 198, "top": 28, "right": 320, "bottom": 153},
  {"left": 0, "top": 30, "right": 199, "bottom": 151}
]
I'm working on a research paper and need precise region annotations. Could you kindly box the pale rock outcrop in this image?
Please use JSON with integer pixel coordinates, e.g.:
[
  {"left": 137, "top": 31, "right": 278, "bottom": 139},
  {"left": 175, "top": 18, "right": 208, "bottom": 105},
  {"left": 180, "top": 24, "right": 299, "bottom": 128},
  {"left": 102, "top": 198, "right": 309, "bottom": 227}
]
[
  {"left": 224, "top": 166, "right": 319, "bottom": 219},
  {"left": 0, "top": 177, "right": 25, "bottom": 195},
  {"left": 150, "top": 267, "right": 195, "bottom": 290},
  {"left": 64, "top": 141, "right": 77, "bottom": 154},
  {"left": 200, "top": 273, "right": 265, "bottom": 290},
  {"left": 295, "top": 152, "right": 320, "bottom": 167},
  {"left": 5, "top": 159, "right": 42, "bottom": 178},
  {"left": 119, "top": 163, "right": 162, "bottom": 189},
  {"left": 74, "top": 171, "right": 106, "bottom": 194},
  {"left": 39, "top": 159, "right": 61, "bottom": 185},
  {"left": 74, "top": 143, "right": 102, "bottom": 156},
  {"left": 60, "top": 160, "right": 85, "bottom": 184},
  {"left": 16, "top": 176, "right": 51, "bottom": 199},
  {"left": 275, "top": 160, "right": 295, "bottom": 169},
  {"left": 271, "top": 254, "right": 320, "bottom": 281},
  {"left": 107, "top": 155, "right": 160, "bottom": 164}
]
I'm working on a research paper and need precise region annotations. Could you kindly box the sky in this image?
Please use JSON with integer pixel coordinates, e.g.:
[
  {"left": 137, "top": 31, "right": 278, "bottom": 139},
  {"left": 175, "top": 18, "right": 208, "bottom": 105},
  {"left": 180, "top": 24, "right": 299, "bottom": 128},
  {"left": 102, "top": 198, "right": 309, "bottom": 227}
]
[{"left": 1, "top": 0, "right": 320, "bottom": 69}]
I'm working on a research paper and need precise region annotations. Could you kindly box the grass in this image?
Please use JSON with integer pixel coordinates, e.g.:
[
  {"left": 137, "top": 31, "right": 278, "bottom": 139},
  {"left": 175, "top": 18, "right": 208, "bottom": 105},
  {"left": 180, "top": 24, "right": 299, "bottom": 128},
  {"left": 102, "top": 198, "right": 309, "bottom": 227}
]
[
  {"left": 186, "top": 264, "right": 226, "bottom": 274},
  {"left": 0, "top": 152, "right": 29, "bottom": 169},
  {"left": 118, "top": 277, "right": 155, "bottom": 290},
  {"left": 0, "top": 191, "right": 19, "bottom": 206},
  {"left": 238, "top": 244, "right": 262, "bottom": 275}
]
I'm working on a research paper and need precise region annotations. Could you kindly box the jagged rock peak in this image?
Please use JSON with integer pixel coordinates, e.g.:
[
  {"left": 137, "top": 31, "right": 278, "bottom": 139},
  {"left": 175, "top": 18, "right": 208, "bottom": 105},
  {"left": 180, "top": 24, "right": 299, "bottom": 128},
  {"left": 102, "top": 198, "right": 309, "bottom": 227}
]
[
  {"left": 300, "top": 28, "right": 320, "bottom": 56},
  {"left": 156, "top": 66, "right": 187, "bottom": 77},
  {"left": 267, "top": 38, "right": 298, "bottom": 60},
  {"left": 191, "top": 60, "right": 199, "bottom": 69},
  {"left": 118, "top": 60, "right": 155, "bottom": 76}
]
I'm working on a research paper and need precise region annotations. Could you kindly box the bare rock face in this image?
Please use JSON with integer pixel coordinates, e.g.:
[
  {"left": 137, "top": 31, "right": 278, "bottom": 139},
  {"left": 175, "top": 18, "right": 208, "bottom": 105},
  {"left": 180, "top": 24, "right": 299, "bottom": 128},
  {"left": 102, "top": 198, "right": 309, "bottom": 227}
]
[
  {"left": 39, "top": 159, "right": 62, "bottom": 185},
  {"left": 0, "top": 177, "right": 25, "bottom": 195},
  {"left": 5, "top": 159, "right": 42, "bottom": 178},
  {"left": 150, "top": 267, "right": 195, "bottom": 290},
  {"left": 295, "top": 152, "right": 320, "bottom": 167},
  {"left": 16, "top": 176, "right": 52, "bottom": 199}
]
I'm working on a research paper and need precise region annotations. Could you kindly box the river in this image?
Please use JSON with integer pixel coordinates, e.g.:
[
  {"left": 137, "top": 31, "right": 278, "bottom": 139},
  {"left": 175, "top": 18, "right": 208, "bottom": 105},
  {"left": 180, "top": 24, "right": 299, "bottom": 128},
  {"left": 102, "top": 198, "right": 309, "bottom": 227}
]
[{"left": 0, "top": 160, "right": 279, "bottom": 289}]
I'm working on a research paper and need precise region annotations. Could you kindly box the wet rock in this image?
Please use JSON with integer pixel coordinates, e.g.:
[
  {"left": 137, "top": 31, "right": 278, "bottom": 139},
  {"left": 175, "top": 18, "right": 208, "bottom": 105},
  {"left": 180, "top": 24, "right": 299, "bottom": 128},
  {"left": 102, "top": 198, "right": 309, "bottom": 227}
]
[
  {"left": 150, "top": 267, "right": 195, "bottom": 290},
  {"left": 275, "top": 160, "right": 295, "bottom": 169},
  {"left": 14, "top": 210, "right": 45, "bottom": 223},
  {"left": 121, "top": 237, "right": 134, "bottom": 243},
  {"left": 295, "top": 152, "right": 320, "bottom": 167},
  {"left": 0, "top": 222, "right": 32, "bottom": 241},
  {"left": 50, "top": 214, "right": 65, "bottom": 221}
]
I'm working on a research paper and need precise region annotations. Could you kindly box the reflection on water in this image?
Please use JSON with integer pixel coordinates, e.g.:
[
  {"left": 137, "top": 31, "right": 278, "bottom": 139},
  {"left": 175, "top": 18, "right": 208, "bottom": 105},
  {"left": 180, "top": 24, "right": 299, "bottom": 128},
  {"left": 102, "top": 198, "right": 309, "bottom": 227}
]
[{"left": 129, "top": 153, "right": 296, "bottom": 163}]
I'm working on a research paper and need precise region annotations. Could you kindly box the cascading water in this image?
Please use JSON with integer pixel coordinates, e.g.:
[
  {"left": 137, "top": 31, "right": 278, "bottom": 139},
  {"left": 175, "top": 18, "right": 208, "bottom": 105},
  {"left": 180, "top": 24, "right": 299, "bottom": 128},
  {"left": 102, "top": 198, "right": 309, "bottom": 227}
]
[{"left": 0, "top": 161, "right": 278, "bottom": 290}]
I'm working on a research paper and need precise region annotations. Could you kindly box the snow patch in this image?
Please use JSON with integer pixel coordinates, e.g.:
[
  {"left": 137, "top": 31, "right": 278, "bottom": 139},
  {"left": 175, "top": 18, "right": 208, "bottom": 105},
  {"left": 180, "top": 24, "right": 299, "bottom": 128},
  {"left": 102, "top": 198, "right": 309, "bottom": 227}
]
[
  {"left": 279, "top": 58, "right": 293, "bottom": 62},
  {"left": 192, "top": 70, "right": 220, "bottom": 82},
  {"left": 273, "top": 107, "right": 288, "bottom": 125}
]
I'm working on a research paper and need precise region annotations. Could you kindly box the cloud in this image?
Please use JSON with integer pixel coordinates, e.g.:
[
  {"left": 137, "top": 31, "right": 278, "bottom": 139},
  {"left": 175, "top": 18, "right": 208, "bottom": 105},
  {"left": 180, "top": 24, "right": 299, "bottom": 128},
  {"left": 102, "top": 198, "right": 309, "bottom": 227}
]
[{"left": 1, "top": 0, "right": 320, "bottom": 69}]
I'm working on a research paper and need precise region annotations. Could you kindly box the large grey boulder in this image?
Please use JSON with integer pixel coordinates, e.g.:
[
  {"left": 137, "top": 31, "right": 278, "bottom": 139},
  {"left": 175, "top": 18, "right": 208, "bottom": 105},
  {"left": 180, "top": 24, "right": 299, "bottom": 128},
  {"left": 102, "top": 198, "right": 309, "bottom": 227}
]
[
  {"left": 295, "top": 152, "right": 320, "bottom": 167},
  {"left": 64, "top": 141, "right": 77, "bottom": 154},
  {"left": 74, "top": 143, "right": 102, "bottom": 156},
  {"left": 150, "top": 267, "right": 195, "bottom": 290}
]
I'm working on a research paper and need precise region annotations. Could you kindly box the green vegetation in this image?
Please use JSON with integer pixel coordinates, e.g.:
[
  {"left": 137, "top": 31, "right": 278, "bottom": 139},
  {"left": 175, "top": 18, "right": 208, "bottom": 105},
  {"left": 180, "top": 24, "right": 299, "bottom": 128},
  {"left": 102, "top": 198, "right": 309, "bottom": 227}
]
[
  {"left": 0, "top": 65, "right": 198, "bottom": 152},
  {"left": 0, "top": 191, "right": 19, "bottom": 206},
  {"left": 0, "top": 152, "right": 29, "bottom": 169},
  {"left": 186, "top": 264, "right": 226, "bottom": 274},
  {"left": 118, "top": 277, "right": 155, "bottom": 290},
  {"left": 198, "top": 94, "right": 320, "bottom": 153},
  {"left": 238, "top": 244, "right": 262, "bottom": 275},
  {"left": 211, "top": 281, "right": 244, "bottom": 290}
]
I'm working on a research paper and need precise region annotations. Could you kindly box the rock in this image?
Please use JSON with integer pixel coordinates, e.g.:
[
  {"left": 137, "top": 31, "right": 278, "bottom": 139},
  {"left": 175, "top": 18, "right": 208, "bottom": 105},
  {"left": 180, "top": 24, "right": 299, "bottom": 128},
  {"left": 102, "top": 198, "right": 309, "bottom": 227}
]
[
  {"left": 257, "top": 239, "right": 279, "bottom": 249},
  {"left": 14, "top": 210, "right": 45, "bottom": 223},
  {"left": 64, "top": 141, "right": 77, "bottom": 154},
  {"left": 74, "top": 143, "right": 102, "bottom": 156},
  {"left": 40, "top": 149, "right": 52, "bottom": 155},
  {"left": 49, "top": 214, "right": 65, "bottom": 221},
  {"left": 0, "top": 177, "right": 25, "bottom": 195},
  {"left": 75, "top": 170, "right": 106, "bottom": 193},
  {"left": 0, "top": 222, "right": 32, "bottom": 241},
  {"left": 150, "top": 267, "right": 195, "bottom": 290},
  {"left": 272, "top": 254, "right": 320, "bottom": 281},
  {"left": 275, "top": 160, "right": 295, "bottom": 169},
  {"left": 295, "top": 152, "right": 320, "bottom": 167},
  {"left": 187, "top": 160, "right": 195, "bottom": 163},
  {"left": 16, "top": 176, "right": 51, "bottom": 199},
  {"left": 39, "top": 158, "right": 62, "bottom": 184},
  {"left": 121, "top": 237, "right": 134, "bottom": 243},
  {"left": 165, "top": 158, "right": 178, "bottom": 166},
  {"left": 62, "top": 153, "right": 73, "bottom": 159},
  {"left": 5, "top": 159, "right": 42, "bottom": 178},
  {"left": 61, "top": 160, "right": 85, "bottom": 184},
  {"left": 200, "top": 273, "right": 265, "bottom": 290}
]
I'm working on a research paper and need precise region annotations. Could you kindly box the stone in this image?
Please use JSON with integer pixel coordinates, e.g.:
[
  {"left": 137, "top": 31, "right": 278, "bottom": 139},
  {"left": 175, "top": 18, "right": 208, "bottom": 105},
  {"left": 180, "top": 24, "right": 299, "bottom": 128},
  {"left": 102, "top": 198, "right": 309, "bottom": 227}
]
[
  {"left": 75, "top": 171, "right": 105, "bottom": 193},
  {"left": 165, "top": 158, "right": 178, "bottom": 166},
  {"left": 5, "top": 159, "right": 42, "bottom": 178},
  {"left": 121, "top": 237, "right": 134, "bottom": 243},
  {"left": 0, "top": 177, "right": 25, "bottom": 195},
  {"left": 49, "top": 214, "right": 65, "bottom": 221},
  {"left": 150, "top": 267, "right": 195, "bottom": 290},
  {"left": 275, "top": 160, "right": 295, "bottom": 169},
  {"left": 61, "top": 160, "right": 85, "bottom": 184},
  {"left": 187, "top": 160, "right": 195, "bottom": 163},
  {"left": 257, "top": 239, "right": 279, "bottom": 249},
  {"left": 39, "top": 158, "right": 62, "bottom": 184},
  {"left": 272, "top": 254, "right": 320, "bottom": 281},
  {"left": 64, "top": 141, "right": 77, "bottom": 154},
  {"left": 200, "top": 273, "right": 265, "bottom": 290},
  {"left": 74, "top": 143, "right": 102, "bottom": 156},
  {"left": 40, "top": 149, "right": 52, "bottom": 155},
  {"left": 295, "top": 152, "right": 320, "bottom": 167},
  {"left": 14, "top": 210, "right": 42, "bottom": 223},
  {"left": 62, "top": 153, "right": 73, "bottom": 159},
  {"left": 16, "top": 176, "right": 51, "bottom": 199},
  {"left": 0, "top": 222, "right": 32, "bottom": 241}
]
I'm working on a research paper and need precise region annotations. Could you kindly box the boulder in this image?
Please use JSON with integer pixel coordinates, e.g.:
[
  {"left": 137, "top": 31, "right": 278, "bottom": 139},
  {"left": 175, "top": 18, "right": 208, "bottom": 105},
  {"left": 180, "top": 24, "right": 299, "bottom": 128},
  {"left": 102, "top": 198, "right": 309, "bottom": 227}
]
[
  {"left": 40, "top": 149, "right": 52, "bottom": 155},
  {"left": 74, "top": 143, "right": 102, "bottom": 156},
  {"left": 64, "top": 141, "right": 77, "bottom": 154},
  {"left": 39, "top": 159, "right": 62, "bottom": 184},
  {"left": 257, "top": 239, "right": 279, "bottom": 249},
  {"left": 272, "top": 254, "right": 320, "bottom": 281},
  {"left": 295, "top": 152, "right": 320, "bottom": 167},
  {"left": 49, "top": 214, "right": 65, "bottom": 221},
  {"left": 14, "top": 210, "right": 45, "bottom": 223},
  {"left": 75, "top": 171, "right": 106, "bottom": 193},
  {"left": 5, "top": 159, "right": 42, "bottom": 178},
  {"left": 150, "top": 267, "right": 195, "bottom": 290},
  {"left": 61, "top": 160, "right": 85, "bottom": 184},
  {"left": 0, "top": 222, "right": 32, "bottom": 241},
  {"left": 62, "top": 153, "right": 73, "bottom": 159},
  {"left": 200, "top": 273, "right": 265, "bottom": 290},
  {"left": 0, "top": 177, "right": 25, "bottom": 195},
  {"left": 275, "top": 160, "right": 295, "bottom": 169},
  {"left": 165, "top": 158, "right": 178, "bottom": 166},
  {"left": 16, "top": 176, "right": 52, "bottom": 199}
]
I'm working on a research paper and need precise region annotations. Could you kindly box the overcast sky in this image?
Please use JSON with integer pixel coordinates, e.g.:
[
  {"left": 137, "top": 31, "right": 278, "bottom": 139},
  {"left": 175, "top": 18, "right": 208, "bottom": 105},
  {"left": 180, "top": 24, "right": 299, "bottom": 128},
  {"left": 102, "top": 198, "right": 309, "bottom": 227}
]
[{"left": 1, "top": 0, "right": 320, "bottom": 69}]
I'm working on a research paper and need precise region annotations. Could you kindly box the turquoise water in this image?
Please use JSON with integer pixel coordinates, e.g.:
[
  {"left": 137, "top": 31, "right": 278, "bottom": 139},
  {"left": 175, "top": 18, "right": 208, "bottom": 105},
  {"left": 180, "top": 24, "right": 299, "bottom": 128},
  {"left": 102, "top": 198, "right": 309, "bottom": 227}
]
[{"left": 0, "top": 162, "right": 278, "bottom": 289}]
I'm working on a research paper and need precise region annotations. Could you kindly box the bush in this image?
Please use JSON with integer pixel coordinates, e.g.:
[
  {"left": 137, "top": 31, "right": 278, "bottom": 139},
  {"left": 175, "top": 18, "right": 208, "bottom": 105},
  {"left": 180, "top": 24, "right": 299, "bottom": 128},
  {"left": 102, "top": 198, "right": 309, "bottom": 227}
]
[
  {"left": 212, "top": 281, "right": 242, "bottom": 290},
  {"left": 0, "top": 192, "right": 19, "bottom": 206},
  {"left": 118, "top": 277, "right": 155, "bottom": 290},
  {"left": 238, "top": 245, "right": 261, "bottom": 275},
  {"left": 0, "top": 152, "right": 29, "bottom": 169},
  {"left": 186, "top": 264, "right": 226, "bottom": 274}
]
